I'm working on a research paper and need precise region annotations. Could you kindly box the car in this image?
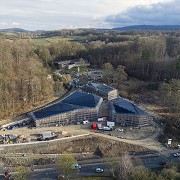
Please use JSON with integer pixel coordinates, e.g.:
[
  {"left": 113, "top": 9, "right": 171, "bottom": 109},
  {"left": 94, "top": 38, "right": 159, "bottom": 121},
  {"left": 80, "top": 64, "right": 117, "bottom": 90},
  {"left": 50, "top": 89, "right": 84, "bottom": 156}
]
[
  {"left": 95, "top": 168, "right": 104, "bottom": 173},
  {"left": 57, "top": 174, "right": 65, "bottom": 180},
  {"left": 117, "top": 136, "right": 124, "bottom": 139},
  {"left": 71, "top": 163, "right": 81, "bottom": 169},
  {"left": 173, "top": 153, "right": 180, "bottom": 157},
  {"left": 159, "top": 161, "right": 166, "bottom": 165}
]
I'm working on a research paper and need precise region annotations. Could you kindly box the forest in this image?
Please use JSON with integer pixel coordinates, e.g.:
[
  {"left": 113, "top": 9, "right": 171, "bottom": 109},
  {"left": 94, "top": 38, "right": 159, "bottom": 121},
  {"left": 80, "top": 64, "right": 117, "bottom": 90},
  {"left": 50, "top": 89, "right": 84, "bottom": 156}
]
[{"left": 0, "top": 29, "right": 179, "bottom": 122}]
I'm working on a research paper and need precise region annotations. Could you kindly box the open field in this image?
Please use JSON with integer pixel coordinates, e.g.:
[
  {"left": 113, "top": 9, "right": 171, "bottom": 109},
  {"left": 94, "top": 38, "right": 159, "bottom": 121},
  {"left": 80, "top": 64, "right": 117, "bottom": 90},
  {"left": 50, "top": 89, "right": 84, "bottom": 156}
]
[
  {"left": 31, "top": 35, "right": 86, "bottom": 45},
  {"left": 33, "top": 36, "right": 73, "bottom": 45}
]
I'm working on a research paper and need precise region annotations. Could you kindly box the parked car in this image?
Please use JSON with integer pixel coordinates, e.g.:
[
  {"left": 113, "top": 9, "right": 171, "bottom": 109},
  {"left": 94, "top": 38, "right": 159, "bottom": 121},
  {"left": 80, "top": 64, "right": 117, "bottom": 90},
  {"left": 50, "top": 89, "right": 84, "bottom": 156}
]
[
  {"left": 173, "top": 153, "right": 180, "bottom": 157},
  {"left": 115, "top": 128, "right": 124, "bottom": 132},
  {"left": 95, "top": 168, "right": 104, "bottom": 173}
]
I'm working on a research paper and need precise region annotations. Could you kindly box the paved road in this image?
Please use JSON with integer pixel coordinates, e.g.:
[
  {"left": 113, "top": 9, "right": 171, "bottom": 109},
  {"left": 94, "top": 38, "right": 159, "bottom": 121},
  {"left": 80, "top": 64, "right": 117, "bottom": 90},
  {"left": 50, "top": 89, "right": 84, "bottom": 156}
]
[
  {"left": 26, "top": 151, "right": 180, "bottom": 180},
  {"left": 29, "top": 162, "right": 108, "bottom": 180},
  {"left": 1, "top": 151, "right": 179, "bottom": 180}
]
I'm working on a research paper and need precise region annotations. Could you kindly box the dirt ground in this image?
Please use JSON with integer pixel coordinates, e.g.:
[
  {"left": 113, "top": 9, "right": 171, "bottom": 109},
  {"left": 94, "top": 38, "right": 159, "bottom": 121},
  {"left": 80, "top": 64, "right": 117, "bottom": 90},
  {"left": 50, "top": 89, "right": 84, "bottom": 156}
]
[
  {"left": 0, "top": 125, "right": 85, "bottom": 140},
  {"left": 0, "top": 121, "right": 161, "bottom": 151},
  {"left": 100, "top": 126, "right": 157, "bottom": 140},
  {"left": 0, "top": 135, "right": 148, "bottom": 166},
  {"left": 80, "top": 123, "right": 157, "bottom": 140}
]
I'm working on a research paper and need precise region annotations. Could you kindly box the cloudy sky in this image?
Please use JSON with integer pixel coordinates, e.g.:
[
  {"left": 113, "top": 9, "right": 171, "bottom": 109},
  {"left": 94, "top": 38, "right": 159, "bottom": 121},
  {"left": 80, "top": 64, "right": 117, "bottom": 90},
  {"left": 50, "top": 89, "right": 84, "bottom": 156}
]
[{"left": 0, "top": 0, "right": 178, "bottom": 30}]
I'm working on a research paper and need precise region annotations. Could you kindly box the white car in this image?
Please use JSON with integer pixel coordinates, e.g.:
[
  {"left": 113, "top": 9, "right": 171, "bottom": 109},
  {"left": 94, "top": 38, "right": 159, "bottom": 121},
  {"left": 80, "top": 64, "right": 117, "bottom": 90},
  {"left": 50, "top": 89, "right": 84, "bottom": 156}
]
[
  {"left": 71, "top": 163, "right": 81, "bottom": 169},
  {"left": 95, "top": 168, "right": 104, "bottom": 173},
  {"left": 173, "top": 153, "right": 180, "bottom": 157}
]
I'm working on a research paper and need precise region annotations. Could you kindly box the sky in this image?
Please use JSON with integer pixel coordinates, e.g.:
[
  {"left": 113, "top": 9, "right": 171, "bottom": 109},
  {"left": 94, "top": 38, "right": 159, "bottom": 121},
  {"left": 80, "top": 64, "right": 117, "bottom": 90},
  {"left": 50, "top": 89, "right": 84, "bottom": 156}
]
[{"left": 0, "top": 0, "right": 178, "bottom": 30}]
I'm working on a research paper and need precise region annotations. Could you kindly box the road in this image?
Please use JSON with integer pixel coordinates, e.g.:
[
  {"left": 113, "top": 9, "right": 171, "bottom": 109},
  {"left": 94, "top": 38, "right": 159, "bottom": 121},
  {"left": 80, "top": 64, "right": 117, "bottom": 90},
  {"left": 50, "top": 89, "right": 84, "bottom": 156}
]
[
  {"left": 26, "top": 150, "right": 180, "bottom": 180},
  {"left": 29, "top": 163, "right": 108, "bottom": 180},
  {"left": 1, "top": 150, "right": 179, "bottom": 179},
  {"left": 0, "top": 134, "right": 90, "bottom": 148},
  {"left": 87, "top": 130, "right": 165, "bottom": 151}
]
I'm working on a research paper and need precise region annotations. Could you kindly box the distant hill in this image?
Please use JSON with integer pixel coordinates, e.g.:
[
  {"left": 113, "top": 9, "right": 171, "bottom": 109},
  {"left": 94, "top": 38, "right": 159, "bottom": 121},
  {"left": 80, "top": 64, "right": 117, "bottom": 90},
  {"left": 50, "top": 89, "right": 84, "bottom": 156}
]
[
  {"left": 112, "top": 25, "right": 180, "bottom": 31},
  {"left": 0, "top": 28, "right": 46, "bottom": 33},
  {"left": 0, "top": 28, "right": 29, "bottom": 33}
]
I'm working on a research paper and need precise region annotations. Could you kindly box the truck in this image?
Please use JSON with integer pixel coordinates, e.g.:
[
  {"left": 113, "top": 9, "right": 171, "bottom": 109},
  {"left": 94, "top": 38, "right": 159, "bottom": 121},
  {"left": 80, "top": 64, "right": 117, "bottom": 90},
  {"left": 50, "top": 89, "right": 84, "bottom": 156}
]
[
  {"left": 107, "top": 121, "right": 115, "bottom": 128},
  {"left": 97, "top": 123, "right": 103, "bottom": 130},
  {"left": 38, "top": 131, "right": 58, "bottom": 141}
]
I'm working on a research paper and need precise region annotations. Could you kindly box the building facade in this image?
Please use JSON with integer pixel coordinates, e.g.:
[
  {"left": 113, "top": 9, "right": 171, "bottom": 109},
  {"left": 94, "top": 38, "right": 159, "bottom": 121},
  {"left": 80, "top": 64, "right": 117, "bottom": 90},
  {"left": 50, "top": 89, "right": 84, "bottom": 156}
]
[
  {"left": 29, "top": 91, "right": 103, "bottom": 127},
  {"left": 53, "top": 59, "right": 90, "bottom": 70},
  {"left": 109, "top": 98, "right": 151, "bottom": 127},
  {"left": 82, "top": 82, "right": 118, "bottom": 101}
]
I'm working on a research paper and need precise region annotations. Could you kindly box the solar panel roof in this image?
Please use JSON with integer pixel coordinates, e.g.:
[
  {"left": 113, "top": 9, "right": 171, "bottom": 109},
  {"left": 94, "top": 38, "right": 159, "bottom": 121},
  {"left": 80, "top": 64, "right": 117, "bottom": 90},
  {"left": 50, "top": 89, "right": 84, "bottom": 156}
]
[
  {"left": 88, "top": 82, "right": 114, "bottom": 93},
  {"left": 32, "top": 91, "right": 102, "bottom": 120},
  {"left": 113, "top": 98, "right": 148, "bottom": 115},
  {"left": 62, "top": 91, "right": 101, "bottom": 108},
  {"left": 33, "top": 102, "right": 77, "bottom": 119}
]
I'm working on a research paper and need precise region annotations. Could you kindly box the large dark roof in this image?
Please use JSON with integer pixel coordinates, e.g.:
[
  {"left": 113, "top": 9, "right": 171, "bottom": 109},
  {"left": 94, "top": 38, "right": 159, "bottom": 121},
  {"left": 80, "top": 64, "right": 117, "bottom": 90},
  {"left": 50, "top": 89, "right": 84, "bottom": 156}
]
[
  {"left": 87, "top": 82, "right": 115, "bottom": 93},
  {"left": 62, "top": 91, "right": 101, "bottom": 108},
  {"left": 31, "top": 91, "right": 102, "bottom": 120},
  {"left": 112, "top": 98, "right": 148, "bottom": 115},
  {"left": 33, "top": 103, "right": 77, "bottom": 119}
]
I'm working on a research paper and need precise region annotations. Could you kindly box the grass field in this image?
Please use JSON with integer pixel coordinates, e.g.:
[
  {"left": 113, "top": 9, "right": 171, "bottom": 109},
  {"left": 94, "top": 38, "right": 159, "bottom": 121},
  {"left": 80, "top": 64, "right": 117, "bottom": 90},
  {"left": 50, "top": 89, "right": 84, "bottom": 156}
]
[
  {"left": 33, "top": 36, "right": 73, "bottom": 45},
  {"left": 32, "top": 35, "right": 86, "bottom": 45},
  {"left": 68, "top": 36, "right": 87, "bottom": 41}
]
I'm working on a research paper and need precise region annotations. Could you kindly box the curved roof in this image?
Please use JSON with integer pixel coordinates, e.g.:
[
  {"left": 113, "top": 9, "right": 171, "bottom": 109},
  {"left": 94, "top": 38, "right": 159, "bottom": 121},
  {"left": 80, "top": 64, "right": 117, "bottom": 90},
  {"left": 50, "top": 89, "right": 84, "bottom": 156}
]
[
  {"left": 112, "top": 98, "right": 148, "bottom": 115},
  {"left": 31, "top": 91, "right": 102, "bottom": 120},
  {"left": 62, "top": 91, "right": 101, "bottom": 108},
  {"left": 33, "top": 103, "right": 77, "bottom": 119}
]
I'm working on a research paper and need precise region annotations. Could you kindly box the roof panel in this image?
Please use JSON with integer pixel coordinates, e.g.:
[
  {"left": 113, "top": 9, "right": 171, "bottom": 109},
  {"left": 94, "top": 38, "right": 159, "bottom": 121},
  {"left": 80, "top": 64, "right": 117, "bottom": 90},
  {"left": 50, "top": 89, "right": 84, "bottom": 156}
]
[
  {"left": 33, "top": 102, "right": 77, "bottom": 119},
  {"left": 113, "top": 98, "right": 148, "bottom": 115},
  {"left": 88, "top": 82, "right": 115, "bottom": 93},
  {"left": 62, "top": 91, "right": 101, "bottom": 108},
  {"left": 31, "top": 91, "right": 102, "bottom": 120}
]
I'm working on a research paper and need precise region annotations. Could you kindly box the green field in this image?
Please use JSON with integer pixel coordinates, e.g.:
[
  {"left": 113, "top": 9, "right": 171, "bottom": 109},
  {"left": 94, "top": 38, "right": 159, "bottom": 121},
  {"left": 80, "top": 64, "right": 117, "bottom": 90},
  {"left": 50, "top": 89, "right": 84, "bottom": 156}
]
[
  {"left": 33, "top": 35, "right": 87, "bottom": 44},
  {"left": 33, "top": 36, "right": 73, "bottom": 45},
  {"left": 68, "top": 36, "right": 87, "bottom": 41}
]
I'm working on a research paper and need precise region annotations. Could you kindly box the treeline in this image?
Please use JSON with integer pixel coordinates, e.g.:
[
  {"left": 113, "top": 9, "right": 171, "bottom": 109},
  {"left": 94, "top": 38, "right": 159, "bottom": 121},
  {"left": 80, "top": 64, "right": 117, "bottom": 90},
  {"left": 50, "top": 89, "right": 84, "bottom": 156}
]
[
  {"left": 83, "top": 35, "right": 180, "bottom": 81},
  {"left": 4, "top": 29, "right": 180, "bottom": 82},
  {"left": 0, "top": 40, "right": 54, "bottom": 118},
  {"left": 1, "top": 29, "right": 180, "bottom": 118},
  {"left": 36, "top": 29, "right": 180, "bottom": 81},
  {"left": 160, "top": 79, "right": 180, "bottom": 112},
  {"left": 129, "top": 165, "right": 180, "bottom": 180}
]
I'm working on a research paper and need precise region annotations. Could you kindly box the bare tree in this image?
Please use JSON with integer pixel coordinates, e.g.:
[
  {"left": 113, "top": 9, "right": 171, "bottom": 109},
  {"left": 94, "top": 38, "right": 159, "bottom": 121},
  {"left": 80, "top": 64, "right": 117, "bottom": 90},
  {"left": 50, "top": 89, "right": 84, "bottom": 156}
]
[
  {"left": 119, "top": 152, "right": 134, "bottom": 180},
  {"left": 56, "top": 154, "right": 79, "bottom": 180},
  {"left": 11, "top": 166, "right": 31, "bottom": 180}
]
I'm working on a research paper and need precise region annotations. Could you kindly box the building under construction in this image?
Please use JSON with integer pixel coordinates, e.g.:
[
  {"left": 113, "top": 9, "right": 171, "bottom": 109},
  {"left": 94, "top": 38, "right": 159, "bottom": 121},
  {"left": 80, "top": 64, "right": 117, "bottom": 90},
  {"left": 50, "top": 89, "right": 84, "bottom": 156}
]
[
  {"left": 29, "top": 91, "right": 103, "bottom": 127},
  {"left": 109, "top": 98, "right": 151, "bottom": 127},
  {"left": 82, "top": 82, "right": 118, "bottom": 101}
]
